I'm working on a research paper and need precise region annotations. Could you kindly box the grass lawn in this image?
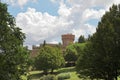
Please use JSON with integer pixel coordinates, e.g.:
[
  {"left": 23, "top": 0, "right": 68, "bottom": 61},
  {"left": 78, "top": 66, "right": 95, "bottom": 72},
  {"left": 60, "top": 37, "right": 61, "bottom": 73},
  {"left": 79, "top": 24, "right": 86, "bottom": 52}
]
[
  {"left": 29, "top": 67, "right": 120, "bottom": 80},
  {"left": 56, "top": 67, "right": 80, "bottom": 80},
  {"left": 29, "top": 71, "right": 42, "bottom": 80},
  {"left": 29, "top": 67, "right": 80, "bottom": 80}
]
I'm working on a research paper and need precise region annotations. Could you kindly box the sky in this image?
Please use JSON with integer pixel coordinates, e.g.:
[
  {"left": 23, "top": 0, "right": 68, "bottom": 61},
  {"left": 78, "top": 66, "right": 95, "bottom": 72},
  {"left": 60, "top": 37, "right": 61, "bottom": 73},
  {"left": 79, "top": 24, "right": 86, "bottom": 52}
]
[{"left": 1, "top": 0, "right": 120, "bottom": 49}]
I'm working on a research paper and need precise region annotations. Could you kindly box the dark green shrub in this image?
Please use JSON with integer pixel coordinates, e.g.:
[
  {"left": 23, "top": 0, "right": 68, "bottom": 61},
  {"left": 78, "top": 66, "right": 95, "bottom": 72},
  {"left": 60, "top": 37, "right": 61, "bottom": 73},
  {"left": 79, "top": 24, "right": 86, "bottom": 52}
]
[
  {"left": 57, "top": 73, "right": 70, "bottom": 80},
  {"left": 40, "top": 74, "right": 57, "bottom": 80}
]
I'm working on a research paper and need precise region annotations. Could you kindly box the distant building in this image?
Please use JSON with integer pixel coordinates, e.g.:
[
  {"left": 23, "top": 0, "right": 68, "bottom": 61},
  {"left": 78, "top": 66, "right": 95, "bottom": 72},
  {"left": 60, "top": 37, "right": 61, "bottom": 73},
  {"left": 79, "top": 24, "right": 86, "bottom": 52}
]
[
  {"left": 30, "top": 33, "right": 75, "bottom": 57},
  {"left": 30, "top": 45, "right": 40, "bottom": 57},
  {"left": 62, "top": 33, "right": 75, "bottom": 48}
]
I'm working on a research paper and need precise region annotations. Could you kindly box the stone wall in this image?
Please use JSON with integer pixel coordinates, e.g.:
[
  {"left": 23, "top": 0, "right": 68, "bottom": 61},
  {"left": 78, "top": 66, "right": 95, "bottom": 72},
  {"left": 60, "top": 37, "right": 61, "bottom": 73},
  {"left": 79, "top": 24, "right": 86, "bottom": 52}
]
[
  {"left": 30, "top": 33, "right": 75, "bottom": 57},
  {"left": 62, "top": 33, "right": 75, "bottom": 48}
]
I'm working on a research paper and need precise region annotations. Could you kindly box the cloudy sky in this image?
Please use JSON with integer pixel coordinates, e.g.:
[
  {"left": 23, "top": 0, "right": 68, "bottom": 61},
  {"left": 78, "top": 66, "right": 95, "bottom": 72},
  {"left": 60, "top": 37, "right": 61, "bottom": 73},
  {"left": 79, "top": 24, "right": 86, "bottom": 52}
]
[{"left": 1, "top": 0, "right": 120, "bottom": 49}]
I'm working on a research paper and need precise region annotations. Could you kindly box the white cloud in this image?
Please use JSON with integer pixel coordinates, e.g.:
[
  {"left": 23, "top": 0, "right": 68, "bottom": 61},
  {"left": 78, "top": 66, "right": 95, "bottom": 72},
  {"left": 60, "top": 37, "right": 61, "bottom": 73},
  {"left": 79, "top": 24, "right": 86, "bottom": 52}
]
[
  {"left": 15, "top": 0, "right": 120, "bottom": 49},
  {"left": 72, "top": 24, "right": 96, "bottom": 39},
  {"left": 58, "top": 1, "right": 72, "bottom": 17},
  {"left": 16, "top": 7, "right": 74, "bottom": 47},
  {"left": 82, "top": 9, "right": 105, "bottom": 22},
  {"left": 49, "top": 40, "right": 59, "bottom": 44},
  {"left": 50, "top": 0, "right": 57, "bottom": 3},
  {"left": 3, "top": 0, "right": 37, "bottom": 7},
  {"left": 17, "top": 0, "right": 28, "bottom": 7}
]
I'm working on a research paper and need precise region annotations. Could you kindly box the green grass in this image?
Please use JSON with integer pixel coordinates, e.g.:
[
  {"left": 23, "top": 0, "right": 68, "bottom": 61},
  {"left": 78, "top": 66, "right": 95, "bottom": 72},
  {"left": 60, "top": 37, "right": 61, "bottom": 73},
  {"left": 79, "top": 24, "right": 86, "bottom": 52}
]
[
  {"left": 29, "top": 67, "right": 80, "bottom": 80},
  {"left": 29, "top": 71, "right": 43, "bottom": 80},
  {"left": 29, "top": 67, "right": 120, "bottom": 80},
  {"left": 56, "top": 67, "right": 80, "bottom": 80},
  {"left": 67, "top": 71, "right": 80, "bottom": 80}
]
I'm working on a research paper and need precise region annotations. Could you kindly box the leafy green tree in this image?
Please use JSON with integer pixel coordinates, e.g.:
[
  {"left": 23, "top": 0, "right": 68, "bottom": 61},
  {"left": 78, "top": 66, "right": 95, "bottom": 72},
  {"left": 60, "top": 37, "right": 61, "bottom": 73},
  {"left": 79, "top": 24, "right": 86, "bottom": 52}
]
[
  {"left": 64, "top": 45, "right": 77, "bottom": 63},
  {"left": 50, "top": 47, "right": 65, "bottom": 73},
  {"left": 76, "top": 42, "right": 99, "bottom": 79},
  {"left": 34, "top": 46, "right": 65, "bottom": 74},
  {"left": 78, "top": 35, "right": 85, "bottom": 43},
  {"left": 76, "top": 4, "right": 120, "bottom": 80},
  {"left": 64, "top": 43, "right": 86, "bottom": 66},
  {"left": 0, "top": 2, "right": 30, "bottom": 80}
]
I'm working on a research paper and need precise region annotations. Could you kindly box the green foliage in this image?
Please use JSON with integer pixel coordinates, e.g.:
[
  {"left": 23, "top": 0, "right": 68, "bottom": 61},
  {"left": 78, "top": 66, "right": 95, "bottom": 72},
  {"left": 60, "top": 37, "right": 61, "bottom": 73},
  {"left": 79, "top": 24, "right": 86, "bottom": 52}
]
[
  {"left": 77, "top": 43, "right": 86, "bottom": 50},
  {"left": 65, "top": 46, "right": 77, "bottom": 62},
  {"left": 76, "top": 4, "right": 120, "bottom": 80},
  {"left": 76, "top": 42, "right": 96, "bottom": 79},
  {"left": 34, "top": 46, "right": 65, "bottom": 74},
  {"left": 78, "top": 35, "right": 85, "bottom": 43},
  {"left": 51, "top": 47, "right": 65, "bottom": 69},
  {"left": 0, "top": 3, "right": 25, "bottom": 52},
  {"left": 57, "top": 73, "right": 70, "bottom": 80},
  {"left": 64, "top": 43, "right": 86, "bottom": 66},
  {"left": 29, "top": 67, "right": 80, "bottom": 80},
  {"left": 0, "top": 2, "right": 30, "bottom": 80},
  {"left": 40, "top": 74, "right": 57, "bottom": 80}
]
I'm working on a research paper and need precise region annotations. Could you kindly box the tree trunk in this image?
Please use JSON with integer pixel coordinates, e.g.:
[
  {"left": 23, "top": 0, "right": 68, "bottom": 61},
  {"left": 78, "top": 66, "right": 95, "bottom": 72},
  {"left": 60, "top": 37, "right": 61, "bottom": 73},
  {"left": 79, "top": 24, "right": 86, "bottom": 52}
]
[
  {"left": 44, "top": 69, "right": 48, "bottom": 75},
  {"left": 115, "top": 69, "right": 118, "bottom": 80},
  {"left": 115, "top": 76, "right": 117, "bottom": 80},
  {"left": 105, "top": 74, "right": 114, "bottom": 80},
  {"left": 51, "top": 68, "right": 54, "bottom": 74},
  {"left": 107, "top": 75, "right": 114, "bottom": 80}
]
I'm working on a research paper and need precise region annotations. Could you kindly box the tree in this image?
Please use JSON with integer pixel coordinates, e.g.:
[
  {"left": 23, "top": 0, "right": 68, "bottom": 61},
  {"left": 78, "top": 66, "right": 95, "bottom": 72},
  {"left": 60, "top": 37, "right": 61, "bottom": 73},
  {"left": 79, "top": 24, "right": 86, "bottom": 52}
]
[
  {"left": 76, "top": 42, "right": 101, "bottom": 79},
  {"left": 43, "top": 40, "right": 46, "bottom": 47},
  {"left": 34, "top": 46, "right": 65, "bottom": 74},
  {"left": 64, "top": 45, "right": 77, "bottom": 64},
  {"left": 78, "top": 35, "right": 85, "bottom": 43},
  {"left": 64, "top": 43, "right": 86, "bottom": 66},
  {"left": 76, "top": 4, "right": 120, "bottom": 80},
  {"left": 0, "top": 2, "right": 30, "bottom": 80},
  {"left": 50, "top": 47, "right": 65, "bottom": 73}
]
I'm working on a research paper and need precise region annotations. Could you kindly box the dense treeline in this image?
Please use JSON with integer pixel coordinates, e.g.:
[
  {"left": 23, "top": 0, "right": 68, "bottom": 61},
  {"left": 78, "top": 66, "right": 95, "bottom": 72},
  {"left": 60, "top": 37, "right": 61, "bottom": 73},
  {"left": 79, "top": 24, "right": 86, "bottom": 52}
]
[
  {"left": 1, "top": 1, "right": 120, "bottom": 80},
  {"left": 76, "top": 4, "right": 120, "bottom": 80},
  {"left": 0, "top": 2, "right": 30, "bottom": 80}
]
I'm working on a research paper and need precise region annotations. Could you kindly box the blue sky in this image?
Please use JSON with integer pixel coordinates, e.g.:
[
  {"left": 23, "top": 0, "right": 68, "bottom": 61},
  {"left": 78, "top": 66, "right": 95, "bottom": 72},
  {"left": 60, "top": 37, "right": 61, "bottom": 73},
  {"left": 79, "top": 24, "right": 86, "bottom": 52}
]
[
  {"left": 1, "top": 0, "right": 120, "bottom": 49},
  {"left": 7, "top": 0, "right": 59, "bottom": 16}
]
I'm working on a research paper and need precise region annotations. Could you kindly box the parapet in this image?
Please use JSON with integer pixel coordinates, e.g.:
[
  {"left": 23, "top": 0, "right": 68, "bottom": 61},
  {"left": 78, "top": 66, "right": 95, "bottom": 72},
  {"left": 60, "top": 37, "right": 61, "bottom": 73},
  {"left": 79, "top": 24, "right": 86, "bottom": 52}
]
[{"left": 62, "top": 33, "right": 75, "bottom": 41}]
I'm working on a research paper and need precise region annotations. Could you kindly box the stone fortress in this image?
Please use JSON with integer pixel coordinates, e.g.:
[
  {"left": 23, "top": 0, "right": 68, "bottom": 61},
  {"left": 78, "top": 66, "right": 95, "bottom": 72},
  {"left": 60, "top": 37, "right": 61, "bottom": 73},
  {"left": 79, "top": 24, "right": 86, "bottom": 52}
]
[{"left": 31, "top": 33, "right": 75, "bottom": 57}]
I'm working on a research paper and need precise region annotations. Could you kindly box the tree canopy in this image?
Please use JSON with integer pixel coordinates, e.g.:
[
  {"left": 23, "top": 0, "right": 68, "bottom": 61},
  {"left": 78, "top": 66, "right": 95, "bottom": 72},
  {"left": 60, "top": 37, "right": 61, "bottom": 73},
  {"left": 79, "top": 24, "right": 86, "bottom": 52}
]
[
  {"left": 34, "top": 46, "right": 65, "bottom": 74},
  {"left": 64, "top": 43, "right": 86, "bottom": 67},
  {"left": 78, "top": 35, "right": 85, "bottom": 43},
  {"left": 0, "top": 2, "right": 30, "bottom": 80},
  {"left": 76, "top": 4, "right": 120, "bottom": 80}
]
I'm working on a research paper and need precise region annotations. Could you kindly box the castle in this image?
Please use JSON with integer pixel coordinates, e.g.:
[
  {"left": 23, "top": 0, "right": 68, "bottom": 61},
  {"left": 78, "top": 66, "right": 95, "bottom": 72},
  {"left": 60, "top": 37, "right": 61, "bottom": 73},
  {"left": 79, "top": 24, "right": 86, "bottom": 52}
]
[{"left": 30, "top": 33, "right": 75, "bottom": 57}]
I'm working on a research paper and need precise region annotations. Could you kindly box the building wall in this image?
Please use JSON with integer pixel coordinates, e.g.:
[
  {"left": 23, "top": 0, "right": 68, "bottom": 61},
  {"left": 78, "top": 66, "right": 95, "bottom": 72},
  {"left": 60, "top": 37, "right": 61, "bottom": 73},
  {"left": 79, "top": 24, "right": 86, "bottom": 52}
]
[
  {"left": 30, "top": 45, "right": 40, "bottom": 57},
  {"left": 62, "top": 33, "right": 75, "bottom": 48},
  {"left": 30, "top": 33, "right": 75, "bottom": 57}
]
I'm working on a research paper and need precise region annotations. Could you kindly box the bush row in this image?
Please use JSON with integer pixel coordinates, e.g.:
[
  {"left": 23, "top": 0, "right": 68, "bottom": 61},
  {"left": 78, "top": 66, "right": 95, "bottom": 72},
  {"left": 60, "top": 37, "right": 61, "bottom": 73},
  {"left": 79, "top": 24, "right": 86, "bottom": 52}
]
[{"left": 40, "top": 73, "right": 70, "bottom": 80}]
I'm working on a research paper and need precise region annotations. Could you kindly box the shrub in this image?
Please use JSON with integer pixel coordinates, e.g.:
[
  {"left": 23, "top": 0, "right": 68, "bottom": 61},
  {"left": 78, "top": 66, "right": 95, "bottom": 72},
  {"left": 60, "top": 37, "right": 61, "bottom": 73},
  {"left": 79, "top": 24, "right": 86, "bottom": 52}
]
[
  {"left": 57, "top": 73, "right": 70, "bottom": 80},
  {"left": 40, "top": 74, "right": 57, "bottom": 80}
]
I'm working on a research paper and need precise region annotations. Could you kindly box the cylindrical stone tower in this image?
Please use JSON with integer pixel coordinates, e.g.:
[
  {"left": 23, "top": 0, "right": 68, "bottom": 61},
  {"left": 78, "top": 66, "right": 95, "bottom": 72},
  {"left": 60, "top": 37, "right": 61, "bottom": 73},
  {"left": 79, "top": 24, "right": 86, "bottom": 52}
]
[{"left": 62, "top": 33, "right": 75, "bottom": 48}]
